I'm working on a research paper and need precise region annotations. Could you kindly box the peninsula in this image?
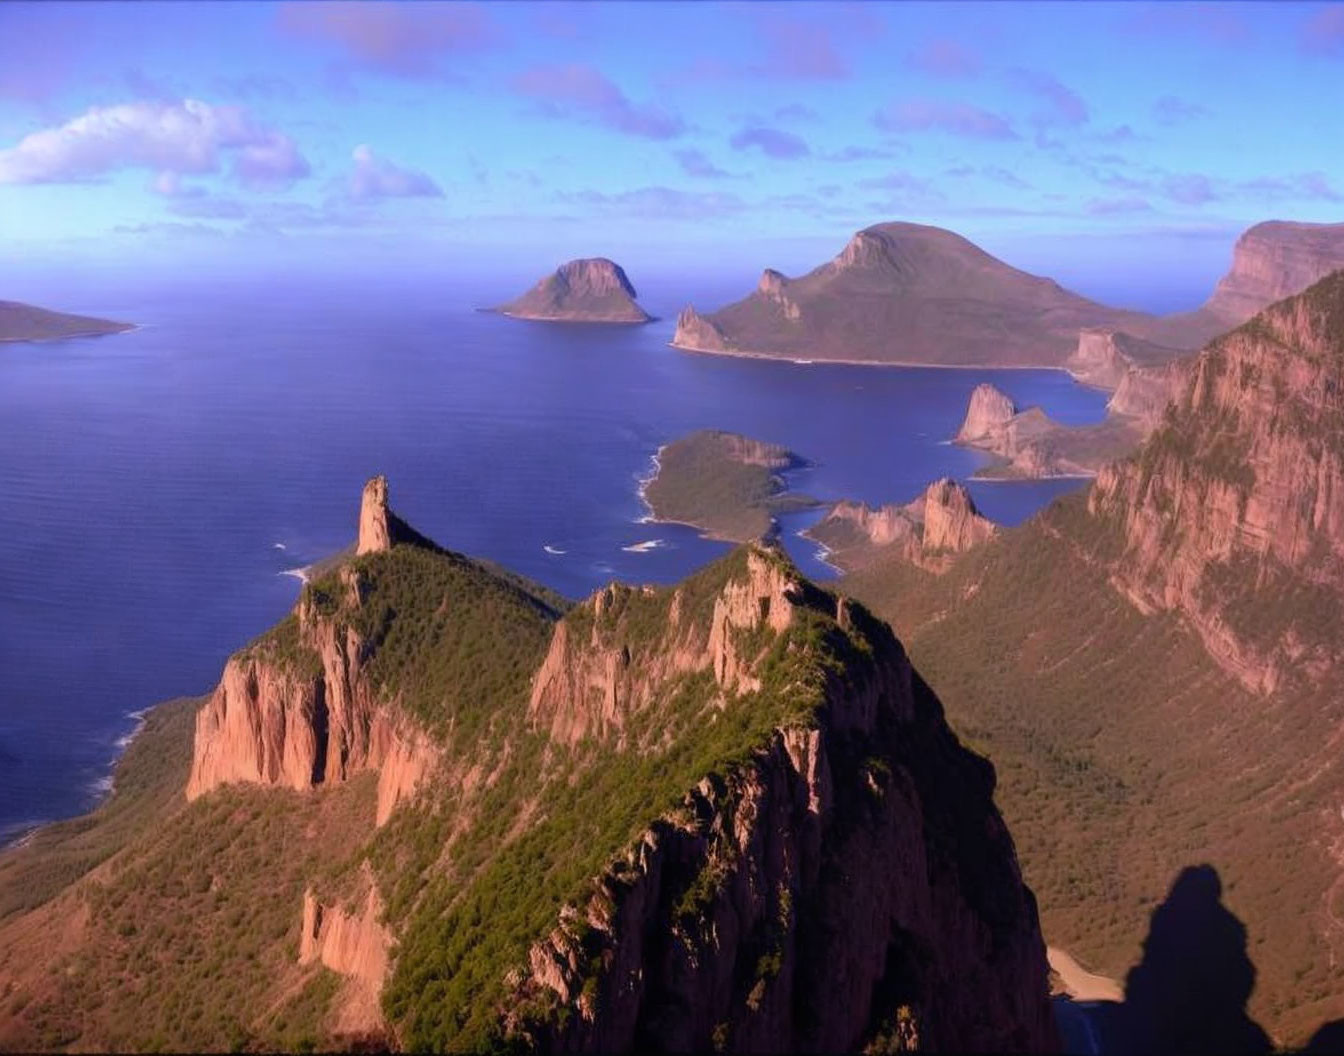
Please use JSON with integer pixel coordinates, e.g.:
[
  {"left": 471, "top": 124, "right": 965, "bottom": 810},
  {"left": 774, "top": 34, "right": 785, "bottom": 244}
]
[
  {"left": 0, "top": 298, "right": 132, "bottom": 343},
  {"left": 494, "top": 258, "right": 652, "bottom": 323}
]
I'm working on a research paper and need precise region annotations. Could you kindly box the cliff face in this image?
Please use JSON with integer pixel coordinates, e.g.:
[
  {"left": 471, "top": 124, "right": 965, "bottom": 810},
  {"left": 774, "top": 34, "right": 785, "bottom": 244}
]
[
  {"left": 496, "top": 258, "right": 652, "bottom": 323},
  {"left": 506, "top": 547, "right": 1053, "bottom": 1053},
  {"left": 187, "top": 482, "right": 440, "bottom": 823},
  {"left": 1091, "top": 271, "right": 1344, "bottom": 693},
  {"left": 671, "top": 221, "right": 1170, "bottom": 367},
  {"left": 957, "top": 382, "right": 1018, "bottom": 443},
  {"left": 1201, "top": 222, "right": 1344, "bottom": 326},
  {"left": 1067, "top": 328, "right": 1188, "bottom": 392},
  {"left": 807, "top": 478, "right": 996, "bottom": 571}
]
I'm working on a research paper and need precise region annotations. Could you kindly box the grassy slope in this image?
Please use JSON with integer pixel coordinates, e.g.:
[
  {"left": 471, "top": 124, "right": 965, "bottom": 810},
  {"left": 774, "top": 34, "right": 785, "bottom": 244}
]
[
  {"left": 643, "top": 429, "right": 815, "bottom": 542},
  {"left": 843, "top": 494, "right": 1344, "bottom": 1044},
  {"left": 0, "top": 301, "right": 132, "bottom": 343}
]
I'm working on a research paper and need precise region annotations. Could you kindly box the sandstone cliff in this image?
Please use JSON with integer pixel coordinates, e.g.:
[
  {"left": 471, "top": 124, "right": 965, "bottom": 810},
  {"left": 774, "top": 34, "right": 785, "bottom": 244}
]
[
  {"left": 0, "top": 298, "right": 133, "bottom": 344},
  {"left": 1200, "top": 221, "right": 1344, "bottom": 328},
  {"left": 1091, "top": 270, "right": 1344, "bottom": 693},
  {"left": 187, "top": 478, "right": 441, "bottom": 824},
  {"left": 501, "top": 545, "right": 1053, "bottom": 1052},
  {"left": 806, "top": 477, "right": 996, "bottom": 572},
  {"left": 670, "top": 221, "right": 1175, "bottom": 367},
  {"left": 496, "top": 258, "right": 652, "bottom": 323}
]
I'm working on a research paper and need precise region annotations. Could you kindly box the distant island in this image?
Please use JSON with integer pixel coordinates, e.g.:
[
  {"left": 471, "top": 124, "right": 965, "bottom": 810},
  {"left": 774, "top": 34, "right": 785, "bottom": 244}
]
[
  {"left": 641, "top": 429, "right": 817, "bottom": 542},
  {"left": 493, "top": 258, "right": 652, "bottom": 323},
  {"left": 671, "top": 218, "right": 1344, "bottom": 372},
  {"left": 0, "top": 299, "right": 132, "bottom": 343}
]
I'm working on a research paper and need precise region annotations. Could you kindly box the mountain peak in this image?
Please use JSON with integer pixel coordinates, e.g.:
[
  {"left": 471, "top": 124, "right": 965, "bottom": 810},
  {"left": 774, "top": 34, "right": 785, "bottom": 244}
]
[{"left": 496, "top": 257, "right": 651, "bottom": 324}]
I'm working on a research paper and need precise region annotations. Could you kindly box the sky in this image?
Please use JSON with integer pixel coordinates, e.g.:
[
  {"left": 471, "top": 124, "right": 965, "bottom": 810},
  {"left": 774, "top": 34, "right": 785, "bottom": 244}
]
[{"left": 0, "top": 1, "right": 1342, "bottom": 309}]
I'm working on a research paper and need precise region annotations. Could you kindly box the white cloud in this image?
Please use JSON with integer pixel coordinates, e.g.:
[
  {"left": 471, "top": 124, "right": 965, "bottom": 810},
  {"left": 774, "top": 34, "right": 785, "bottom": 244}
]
[
  {"left": 347, "top": 145, "right": 443, "bottom": 199},
  {"left": 0, "top": 99, "right": 310, "bottom": 188}
]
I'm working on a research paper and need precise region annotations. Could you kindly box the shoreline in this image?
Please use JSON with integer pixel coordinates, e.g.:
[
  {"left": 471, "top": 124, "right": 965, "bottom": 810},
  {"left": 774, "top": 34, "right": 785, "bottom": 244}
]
[
  {"left": 0, "top": 321, "right": 140, "bottom": 345},
  {"left": 669, "top": 340, "right": 1113, "bottom": 381}
]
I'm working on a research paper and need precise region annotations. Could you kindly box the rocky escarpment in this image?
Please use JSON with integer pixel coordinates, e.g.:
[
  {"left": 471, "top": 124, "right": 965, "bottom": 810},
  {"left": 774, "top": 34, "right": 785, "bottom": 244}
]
[
  {"left": 495, "top": 258, "right": 652, "bottom": 323},
  {"left": 300, "top": 877, "right": 392, "bottom": 1036},
  {"left": 671, "top": 221, "right": 1173, "bottom": 367},
  {"left": 0, "top": 298, "right": 133, "bottom": 343},
  {"left": 505, "top": 546, "right": 1053, "bottom": 1052},
  {"left": 957, "top": 382, "right": 1018, "bottom": 443},
  {"left": 1067, "top": 328, "right": 1188, "bottom": 392},
  {"left": 1091, "top": 270, "right": 1344, "bottom": 693},
  {"left": 187, "top": 478, "right": 441, "bottom": 824},
  {"left": 805, "top": 478, "right": 996, "bottom": 572},
  {"left": 1201, "top": 221, "right": 1344, "bottom": 328}
]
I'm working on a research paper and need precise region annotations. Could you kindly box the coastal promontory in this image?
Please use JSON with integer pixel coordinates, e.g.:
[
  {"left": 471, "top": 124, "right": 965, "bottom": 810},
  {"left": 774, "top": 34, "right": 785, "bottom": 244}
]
[
  {"left": 494, "top": 258, "right": 652, "bottom": 323},
  {"left": 0, "top": 299, "right": 132, "bottom": 343}
]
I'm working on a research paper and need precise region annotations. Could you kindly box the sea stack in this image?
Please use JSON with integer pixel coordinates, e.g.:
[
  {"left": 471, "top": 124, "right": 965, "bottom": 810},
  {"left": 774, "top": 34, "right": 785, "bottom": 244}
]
[
  {"left": 358, "top": 475, "right": 394, "bottom": 555},
  {"left": 495, "top": 258, "right": 652, "bottom": 323},
  {"left": 956, "top": 383, "right": 1018, "bottom": 443}
]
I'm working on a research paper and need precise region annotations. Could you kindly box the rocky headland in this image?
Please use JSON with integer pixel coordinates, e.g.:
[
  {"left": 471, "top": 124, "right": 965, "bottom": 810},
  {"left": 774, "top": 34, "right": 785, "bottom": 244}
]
[
  {"left": 805, "top": 477, "right": 997, "bottom": 572},
  {"left": 0, "top": 476, "right": 1054, "bottom": 1052},
  {"left": 641, "top": 429, "right": 817, "bottom": 542},
  {"left": 494, "top": 258, "right": 652, "bottom": 324},
  {"left": 0, "top": 299, "right": 132, "bottom": 343}
]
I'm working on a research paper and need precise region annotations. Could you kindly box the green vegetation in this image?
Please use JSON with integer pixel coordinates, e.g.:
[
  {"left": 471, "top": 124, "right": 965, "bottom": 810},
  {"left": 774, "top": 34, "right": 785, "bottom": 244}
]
[{"left": 644, "top": 429, "right": 817, "bottom": 542}]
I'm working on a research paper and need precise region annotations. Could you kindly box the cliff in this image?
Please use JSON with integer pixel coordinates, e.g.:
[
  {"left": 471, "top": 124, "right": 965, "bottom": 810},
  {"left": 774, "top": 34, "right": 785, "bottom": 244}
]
[
  {"left": 806, "top": 477, "right": 996, "bottom": 571},
  {"left": 1090, "top": 270, "right": 1344, "bottom": 694},
  {"left": 0, "top": 299, "right": 132, "bottom": 343},
  {"left": 954, "top": 383, "right": 1147, "bottom": 479},
  {"left": 0, "top": 479, "right": 1053, "bottom": 1053},
  {"left": 1199, "top": 221, "right": 1344, "bottom": 328},
  {"left": 837, "top": 271, "right": 1344, "bottom": 1045},
  {"left": 495, "top": 258, "right": 652, "bottom": 323},
  {"left": 671, "top": 222, "right": 1178, "bottom": 367},
  {"left": 641, "top": 429, "right": 816, "bottom": 542}
]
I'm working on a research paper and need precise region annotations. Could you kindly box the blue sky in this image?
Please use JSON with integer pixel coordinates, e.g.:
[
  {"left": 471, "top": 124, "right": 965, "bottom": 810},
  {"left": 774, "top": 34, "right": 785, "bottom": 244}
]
[{"left": 0, "top": 1, "right": 1341, "bottom": 307}]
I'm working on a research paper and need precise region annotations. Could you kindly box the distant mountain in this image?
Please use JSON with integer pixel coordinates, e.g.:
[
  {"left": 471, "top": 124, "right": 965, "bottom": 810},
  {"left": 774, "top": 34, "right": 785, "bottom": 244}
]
[
  {"left": 0, "top": 299, "right": 132, "bottom": 343},
  {"left": 672, "top": 222, "right": 1174, "bottom": 368},
  {"left": 494, "top": 258, "right": 652, "bottom": 323},
  {"left": 0, "top": 476, "right": 1053, "bottom": 1052}
]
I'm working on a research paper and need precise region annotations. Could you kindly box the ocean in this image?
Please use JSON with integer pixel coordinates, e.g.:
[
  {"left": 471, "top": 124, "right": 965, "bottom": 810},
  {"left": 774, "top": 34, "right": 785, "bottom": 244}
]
[{"left": 0, "top": 272, "right": 1109, "bottom": 843}]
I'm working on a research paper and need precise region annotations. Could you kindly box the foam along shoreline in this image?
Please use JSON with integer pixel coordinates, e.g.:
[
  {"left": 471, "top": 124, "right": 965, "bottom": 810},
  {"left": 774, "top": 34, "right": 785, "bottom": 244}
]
[
  {"left": 669, "top": 340, "right": 1103, "bottom": 375},
  {"left": 622, "top": 539, "right": 666, "bottom": 553},
  {"left": 796, "top": 525, "right": 844, "bottom": 575},
  {"left": 280, "top": 565, "right": 312, "bottom": 584}
]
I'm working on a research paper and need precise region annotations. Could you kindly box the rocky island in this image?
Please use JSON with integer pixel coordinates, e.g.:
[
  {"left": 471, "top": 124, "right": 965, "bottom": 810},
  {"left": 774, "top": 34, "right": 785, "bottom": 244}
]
[
  {"left": 641, "top": 429, "right": 817, "bottom": 542},
  {"left": 0, "top": 298, "right": 132, "bottom": 343},
  {"left": 805, "top": 478, "right": 997, "bottom": 572},
  {"left": 0, "top": 476, "right": 1054, "bottom": 1052},
  {"left": 494, "top": 258, "right": 652, "bottom": 324}
]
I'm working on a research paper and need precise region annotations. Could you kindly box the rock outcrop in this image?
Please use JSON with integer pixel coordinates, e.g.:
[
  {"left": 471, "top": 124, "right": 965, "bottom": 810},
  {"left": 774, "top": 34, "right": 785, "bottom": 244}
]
[
  {"left": 806, "top": 478, "right": 996, "bottom": 572},
  {"left": 957, "top": 382, "right": 1018, "bottom": 443},
  {"left": 670, "top": 221, "right": 1178, "bottom": 367},
  {"left": 1067, "top": 328, "right": 1188, "bottom": 392},
  {"left": 1201, "top": 221, "right": 1344, "bottom": 327},
  {"left": 300, "top": 880, "right": 392, "bottom": 1036},
  {"left": 507, "top": 545, "right": 1053, "bottom": 1053},
  {"left": 1091, "top": 270, "right": 1344, "bottom": 693},
  {"left": 495, "top": 258, "right": 652, "bottom": 323},
  {"left": 187, "top": 479, "right": 440, "bottom": 820},
  {"left": 0, "top": 299, "right": 133, "bottom": 344}
]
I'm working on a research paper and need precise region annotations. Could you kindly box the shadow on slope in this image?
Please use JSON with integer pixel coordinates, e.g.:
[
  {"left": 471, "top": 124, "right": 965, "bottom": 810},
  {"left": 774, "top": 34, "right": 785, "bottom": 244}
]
[{"left": 1057, "top": 865, "right": 1271, "bottom": 1055}]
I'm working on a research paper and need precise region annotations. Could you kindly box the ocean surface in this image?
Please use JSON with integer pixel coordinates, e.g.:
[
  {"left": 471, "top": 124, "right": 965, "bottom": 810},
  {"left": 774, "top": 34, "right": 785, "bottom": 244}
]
[{"left": 0, "top": 273, "right": 1111, "bottom": 844}]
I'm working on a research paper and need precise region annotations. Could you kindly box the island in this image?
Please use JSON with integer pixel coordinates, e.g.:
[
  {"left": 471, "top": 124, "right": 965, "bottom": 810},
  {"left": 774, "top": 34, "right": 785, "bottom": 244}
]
[
  {"left": 804, "top": 478, "right": 997, "bottom": 573},
  {"left": 492, "top": 257, "right": 652, "bottom": 323},
  {"left": 0, "top": 299, "right": 132, "bottom": 343},
  {"left": 641, "top": 429, "right": 817, "bottom": 542}
]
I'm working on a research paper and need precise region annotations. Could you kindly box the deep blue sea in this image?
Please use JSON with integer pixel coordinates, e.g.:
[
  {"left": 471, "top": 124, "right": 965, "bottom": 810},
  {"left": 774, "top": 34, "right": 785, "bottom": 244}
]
[{"left": 0, "top": 273, "right": 1110, "bottom": 843}]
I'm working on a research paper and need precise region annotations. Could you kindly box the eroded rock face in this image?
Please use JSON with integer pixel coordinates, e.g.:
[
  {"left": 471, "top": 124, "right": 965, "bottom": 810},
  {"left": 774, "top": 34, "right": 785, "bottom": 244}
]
[
  {"left": 357, "top": 475, "right": 392, "bottom": 555},
  {"left": 1068, "top": 328, "right": 1188, "bottom": 392},
  {"left": 807, "top": 479, "right": 995, "bottom": 572},
  {"left": 672, "top": 305, "right": 730, "bottom": 352},
  {"left": 1202, "top": 221, "right": 1344, "bottom": 326},
  {"left": 188, "top": 480, "right": 439, "bottom": 818},
  {"left": 300, "top": 881, "right": 392, "bottom": 1037},
  {"left": 957, "top": 383, "right": 1018, "bottom": 443},
  {"left": 529, "top": 550, "right": 805, "bottom": 745},
  {"left": 507, "top": 578, "right": 1053, "bottom": 1053},
  {"left": 1090, "top": 272, "right": 1344, "bottom": 693}
]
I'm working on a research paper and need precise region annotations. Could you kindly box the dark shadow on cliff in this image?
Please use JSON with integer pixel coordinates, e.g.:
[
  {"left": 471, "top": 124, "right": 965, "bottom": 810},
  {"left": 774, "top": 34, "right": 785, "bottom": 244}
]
[{"left": 1055, "top": 864, "right": 1271, "bottom": 1055}]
